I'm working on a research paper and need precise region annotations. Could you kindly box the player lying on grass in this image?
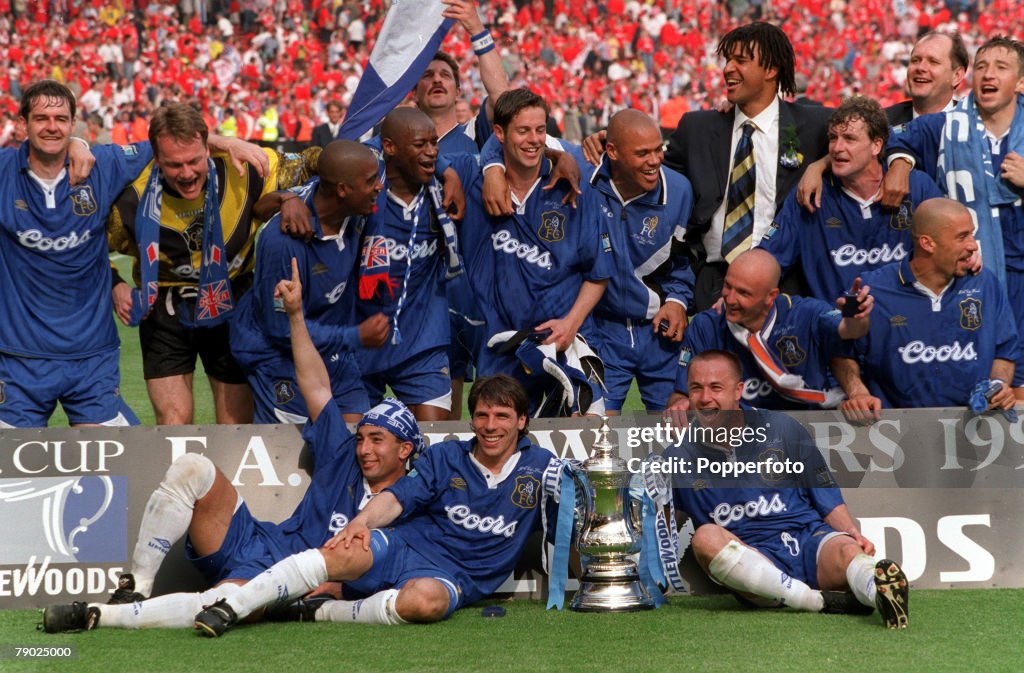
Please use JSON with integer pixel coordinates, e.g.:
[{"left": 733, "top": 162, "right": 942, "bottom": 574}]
[
  {"left": 664, "top": 349, "right": 909, "bottom": 628},
  {"left": 41, "top": 258, "right": 420, "bottom": 633},
  {"left": 188, "top": 373, "right": 565, "bottom": 633}
]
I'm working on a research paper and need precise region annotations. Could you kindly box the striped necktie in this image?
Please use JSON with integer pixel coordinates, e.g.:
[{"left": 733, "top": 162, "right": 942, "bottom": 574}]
[{"left": 722, "top": 121, "right": 756, "bottom": 263}]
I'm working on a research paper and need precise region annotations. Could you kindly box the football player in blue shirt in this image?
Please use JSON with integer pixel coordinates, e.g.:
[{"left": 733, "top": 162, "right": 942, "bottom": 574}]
[
  {"left": 355, "top": 108, "right": 469, "bottom": 422},
  {"left": 41, "top": 259, "right": 422, "bottom": 633},
  {"left": 832, "top": 197, "right": 1019, "bottom": 414},
  {"left": 587, "top": 109, "right": 695, "bottom": 412},
  {"left": 667, "top": 350, "right": 909, "bottom": 628},
  {"left": 460, "top": 90, "right": 614, "bottom": 402},
  {"left": 761, "top": 96, "right": 943, "bottom": 303},
  {"left": 667, "top": 249, "right": 872, "bottom": 412},
  {"left": 230, "top": 140, "right": 389, "bottom": 424},
  {"left": 0, "top": 80, "right": 153, "bottom": 428},
  {"left": 190, "top": 374, "right": 564, "bottom": 632}
]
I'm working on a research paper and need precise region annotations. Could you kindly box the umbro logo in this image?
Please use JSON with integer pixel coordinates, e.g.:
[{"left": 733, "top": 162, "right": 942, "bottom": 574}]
[{"left": 147, "top": 537, "right": 172, "bottom": 554}]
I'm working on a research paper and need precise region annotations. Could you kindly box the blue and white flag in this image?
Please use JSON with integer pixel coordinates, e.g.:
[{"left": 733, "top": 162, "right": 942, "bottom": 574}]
[{"left": 339, "top": 1, "right": 454, "bottom": 140}]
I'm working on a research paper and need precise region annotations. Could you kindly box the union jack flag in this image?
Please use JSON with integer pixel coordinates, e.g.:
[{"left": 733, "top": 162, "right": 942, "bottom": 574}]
[
  {"left": 362, "top": 235, "right": 389, "bottom": 269},
  {"left": 359, "top": 235, "right": 396, "bottom": 300},
  {"left": 197, "top": 279, "right": 233, "bottom": 320}
]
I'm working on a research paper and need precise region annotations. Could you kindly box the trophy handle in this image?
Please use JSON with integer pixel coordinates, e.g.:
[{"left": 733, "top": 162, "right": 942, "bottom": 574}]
[
  {"left": 570, "top": 470, "right": 591, "bottom": 540},
  {"left": 626, "top": 489, "right": 643, "bottom": 537}
]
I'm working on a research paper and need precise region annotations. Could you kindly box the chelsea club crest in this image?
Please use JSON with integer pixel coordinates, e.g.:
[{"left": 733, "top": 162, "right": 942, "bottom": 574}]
[
  {"left": 889, "top": 200, "right": 911, "bottom": 230},
  {"left": 960, "top": 298, "right": 982, "bottom": 331},
  {"left": 70, "top": 185, "right": 97, "bottom": 216},
  {"left": 775, "top": 336, "right": 806, "bottom": 367},
  {"left": 511, "top": 475, "right": 540, "bottom": 509},
  {"left": 274, "top": 379, "right": 296, "bottom": 405},
  {"left": 538, "top": 210, "right": 565, "bottom": 242}
]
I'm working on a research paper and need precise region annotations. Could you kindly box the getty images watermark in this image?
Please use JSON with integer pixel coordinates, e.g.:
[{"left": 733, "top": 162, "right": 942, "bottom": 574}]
[{"left": 621, "top": 421, "right": 808, "bottom": 478}]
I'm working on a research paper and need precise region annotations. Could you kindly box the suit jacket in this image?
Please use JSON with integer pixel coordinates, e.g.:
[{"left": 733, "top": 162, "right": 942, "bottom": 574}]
[
  {"left": 885, "top": 101, "right": 914, "bottom": 128},
  {"left": 311, "top": 123, "right": 337, "bottom": 148},
  {"left": 663, "top": 100, "right": 832, "bottom": 260}
]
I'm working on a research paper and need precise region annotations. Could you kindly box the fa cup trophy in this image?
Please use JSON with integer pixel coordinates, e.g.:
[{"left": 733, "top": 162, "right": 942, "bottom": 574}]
[{"left": 570, "top": 417, "right": 655, "bottom": 611}]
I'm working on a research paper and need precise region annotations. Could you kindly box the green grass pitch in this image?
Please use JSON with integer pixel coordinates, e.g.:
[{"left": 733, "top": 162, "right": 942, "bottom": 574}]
[{"left": 2, "top": 592, "right": 1021, "bottom": 673}]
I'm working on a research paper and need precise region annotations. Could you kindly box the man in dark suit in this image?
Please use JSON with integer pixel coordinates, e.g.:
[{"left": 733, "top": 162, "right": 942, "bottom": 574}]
[
  {"left": 664, "top": 22, "right": 831, "bottom": 311},
  {"left": 311, "top": 100, "right": 344, "bottom": 148},
  {"left": 885, "top": 31, "right": 967, "bottom": 129}
]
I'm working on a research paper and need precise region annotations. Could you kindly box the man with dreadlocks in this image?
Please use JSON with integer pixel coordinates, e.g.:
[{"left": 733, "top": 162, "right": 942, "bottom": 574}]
[{"left": 664, "top": 22, "right": 832, "bottom": 311}]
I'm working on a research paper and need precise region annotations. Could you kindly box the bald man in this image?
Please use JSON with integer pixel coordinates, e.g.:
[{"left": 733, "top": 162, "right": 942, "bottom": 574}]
[
  {"left": 833, "top": 198, "right": 1020, "bottom": 412},
  {"left": 230, "top": 140, "right": 390, "bottom": 424},
  {"left": 587, "top": 109, "right": 696, "bottom": 412},
  {"left": 667, "top": 248, "right": 872, "bottom": 411}
]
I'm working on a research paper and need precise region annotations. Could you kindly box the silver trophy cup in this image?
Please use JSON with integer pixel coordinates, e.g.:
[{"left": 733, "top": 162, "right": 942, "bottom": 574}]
[{"left": 569, "top": 418, "right": 655, "bottom": 612}]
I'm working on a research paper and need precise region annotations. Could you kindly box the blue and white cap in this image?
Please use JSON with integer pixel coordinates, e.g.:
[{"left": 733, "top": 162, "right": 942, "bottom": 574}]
[{"left": 357, "top": 398, "right": 425, "bottom": 457}]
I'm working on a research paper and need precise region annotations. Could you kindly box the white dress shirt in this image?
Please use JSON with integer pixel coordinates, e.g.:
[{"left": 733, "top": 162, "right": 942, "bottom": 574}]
[{"left": 704, "top": 96, "right": 781, "bottom": 262}]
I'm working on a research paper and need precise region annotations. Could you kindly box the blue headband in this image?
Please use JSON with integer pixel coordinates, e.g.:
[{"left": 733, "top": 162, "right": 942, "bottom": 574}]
[{"left": 357, "top": 398, "right": 425, "bottom": 457}]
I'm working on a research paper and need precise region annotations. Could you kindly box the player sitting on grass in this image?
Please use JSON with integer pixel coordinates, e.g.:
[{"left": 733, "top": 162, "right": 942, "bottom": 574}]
[
  {"left": 665, "top": 349, "right": 909, "bottom": 628},
  {"left": 41, "top": 259, "right": 420, "bottom": 633},
  {"left": 189, "top": 373, "right": 565, "bottom": 633}
]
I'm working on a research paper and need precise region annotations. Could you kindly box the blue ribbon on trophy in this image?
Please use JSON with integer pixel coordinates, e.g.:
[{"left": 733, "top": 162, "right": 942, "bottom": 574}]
[
  {"left": 638, "top": 492, "right": 668, "bottom": 607},
  {"left": 546, "top": 460, "right": 580, "bottom": 610},
  {"left": 639, "top": 454, "right": 687, "bottom": 595}
]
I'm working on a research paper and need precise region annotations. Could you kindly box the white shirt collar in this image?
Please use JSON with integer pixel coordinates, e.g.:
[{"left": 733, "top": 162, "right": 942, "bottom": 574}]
[
  {"left": 469, "top": 450, "right": 522, "bottom": 489},
  {"left": 734, "top": 95, "right": 780, "bottom": 136},
  {"left": 386, "top": 185, "right": 426, "bottom": 215}
]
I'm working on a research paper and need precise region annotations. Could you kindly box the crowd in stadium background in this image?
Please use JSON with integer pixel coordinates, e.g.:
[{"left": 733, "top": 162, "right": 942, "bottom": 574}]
[{"left": 1, "top": 0, "right": 1022, "bottom": 149}]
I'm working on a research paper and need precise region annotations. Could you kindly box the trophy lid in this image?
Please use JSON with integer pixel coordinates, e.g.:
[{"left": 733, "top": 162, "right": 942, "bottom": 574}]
[{"left": 585, "top": 416, "right": 627, "bottom": 473}]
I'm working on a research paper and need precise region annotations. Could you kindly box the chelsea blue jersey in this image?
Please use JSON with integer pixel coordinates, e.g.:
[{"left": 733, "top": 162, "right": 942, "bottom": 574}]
[
  {"left": 457, "top": 155, "right": 615, "bottom": 336},
  {"left": 664, "top": 409, "right": 843, "bottom": 546},
  {"left": 356, "top": 183, "right": 449, "bottom": 372},
  {"left": 231, "top": 178, "right": 363, "bottom": 365},
  {"left": 674, "top": 295, "right": 846, "bottom": 409},
  {"left": 588, "top": 157, "right": 695, "bottom": 319},
  {"left": 270, "top": 401, "right": 368, "bottom": 549},
  {"left": 0, "top": 142, "right": 153, "bottom": 358},
  {"left": 762, "top": 170, "right": 941, "bottom": 302},
  {"left": 888, "top": 112, "right": 1024, "bottom": 270},
  {"left": 385, "top": 438, "right": 562, "bottom": 605},
  {"left": 856, "top": 261, "right": 1020, "bottom": 407}
]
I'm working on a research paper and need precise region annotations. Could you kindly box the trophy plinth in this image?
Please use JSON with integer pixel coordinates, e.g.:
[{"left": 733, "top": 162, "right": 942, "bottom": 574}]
[{"left": 569, "top": 417, "right": 655, "bottom": 612}]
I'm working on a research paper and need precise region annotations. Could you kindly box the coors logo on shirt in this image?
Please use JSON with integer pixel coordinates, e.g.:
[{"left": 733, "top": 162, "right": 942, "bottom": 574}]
[
  {"left": 830, "top": 242, "right": 906, "bottom": 267},
  {"left": 898, "top": 340, "right": 978, "bottom": 365},
  {"left": 491, "top": 230, "right": 552, "bottom": 269},
  {"left": 17, "top": 228, "right": 92, "bottom": 252}
]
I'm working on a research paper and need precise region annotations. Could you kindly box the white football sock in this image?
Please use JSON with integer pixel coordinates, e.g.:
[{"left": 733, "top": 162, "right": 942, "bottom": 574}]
[
  {"left": 229, "top": 549, "right": 328, "bottom": 620},
  {"left": 131, "top": 454, "right": 217, "bottom": 597},
  {"left": 845, "top": 553, "right": 877, "bottom": 606},
  {"left": 91, "top": 584, "right": 240, "bottom": 629},
  {"left": 708, "top": 540, "right": 824, "bottom": 612},
  {"left": 315, "top": 589, "right": 407, "bottom": 625}
]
